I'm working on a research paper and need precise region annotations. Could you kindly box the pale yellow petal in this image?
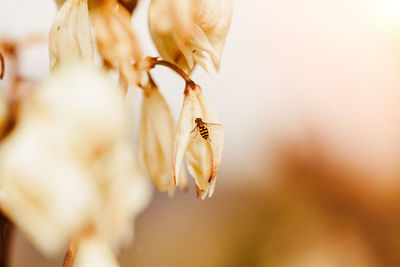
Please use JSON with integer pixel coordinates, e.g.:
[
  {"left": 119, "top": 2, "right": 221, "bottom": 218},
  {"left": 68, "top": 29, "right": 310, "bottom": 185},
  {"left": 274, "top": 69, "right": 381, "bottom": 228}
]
[
  {"left": 0, "top": 125, "right": 96, "bottom": 255},
  {"left": 180, "top": 84, "right": 223, "bottom": 198},
  {"left": 139, "top": 85, "right": 175, "bottom": 192},
  {"left": 49, "top": 0, "right": 94, "bottom": 71}
]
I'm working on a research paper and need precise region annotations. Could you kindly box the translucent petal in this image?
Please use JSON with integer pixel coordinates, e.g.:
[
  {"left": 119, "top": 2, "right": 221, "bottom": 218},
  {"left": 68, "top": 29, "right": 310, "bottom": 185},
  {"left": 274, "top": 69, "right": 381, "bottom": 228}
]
[{"left": 49, "top": 0, "right": 93, "bottom": 71}]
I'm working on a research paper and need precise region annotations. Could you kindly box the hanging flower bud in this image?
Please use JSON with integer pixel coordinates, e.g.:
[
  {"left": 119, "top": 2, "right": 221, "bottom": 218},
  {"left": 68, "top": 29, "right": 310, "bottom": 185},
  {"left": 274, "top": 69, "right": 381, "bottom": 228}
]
[
  {"left": 174, "top": 83, "right": 223, "bottom": 199},
  {"left": 91, "top": 0, "right": 142, "bottom": 92},
  {"left": 148, "top": 0, "right": 232, "bottom": 73},
  {"left": 49, "top": 0, "right": 94, "bottom": 71},
  {"left": 138, "top": 79, "right": 175, "bottom": 193}
]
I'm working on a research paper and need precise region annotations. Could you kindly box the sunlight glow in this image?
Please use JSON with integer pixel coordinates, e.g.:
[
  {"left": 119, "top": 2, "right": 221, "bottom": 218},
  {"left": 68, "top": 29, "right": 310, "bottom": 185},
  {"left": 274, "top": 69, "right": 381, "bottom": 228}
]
[{"left": 382, "top": 0, "right": 400, "bottom": 17}]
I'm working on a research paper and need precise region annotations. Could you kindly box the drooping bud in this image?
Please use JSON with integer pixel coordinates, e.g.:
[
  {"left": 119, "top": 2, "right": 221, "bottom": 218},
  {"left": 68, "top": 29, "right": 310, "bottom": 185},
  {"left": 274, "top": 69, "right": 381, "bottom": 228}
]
[
  {"left": 49, "top": 0, "right": 94, "bottom": 71},
  {"left": 91, "top": 0, "right": 142, "bottom": 92},
  {"left": 138, "top": 80, "right": 175, "bottom": 193},
  {"left": 148, "top": 0, "right": 232, "bottom": 73},
  {"left": 174, "top": 83, "right": 223, "bottom": 199}
]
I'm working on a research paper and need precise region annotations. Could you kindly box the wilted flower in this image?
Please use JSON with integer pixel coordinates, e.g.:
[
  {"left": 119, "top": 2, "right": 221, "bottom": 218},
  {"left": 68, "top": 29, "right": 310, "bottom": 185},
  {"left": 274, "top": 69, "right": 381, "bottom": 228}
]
[
  {"left": 0, "top": 65, "right": 151, "bottom": 257},
  {"left": 49, "top": 0, "right": 94, "bottom": 71},
  {"left": 91, "top": 0, "right": 142, "bottom": 91},
  {"left": 138, "top": 79, "right": 176, "bottom": 193},
  {"left": 174, "top": 82, "right": 223, "bottom": 199},
  {"left": 148, "top": 0, "right": 233, "bottom": 73}
]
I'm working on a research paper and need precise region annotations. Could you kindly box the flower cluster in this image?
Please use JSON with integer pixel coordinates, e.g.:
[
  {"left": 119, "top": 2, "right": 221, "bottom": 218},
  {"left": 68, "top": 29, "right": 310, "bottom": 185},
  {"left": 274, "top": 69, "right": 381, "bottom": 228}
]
[
  {"left": 0, "top": 66, "right": 151, "bottom": 260},
  {"left": 0, "top": 0, "right": 232, "bottom": 265}
]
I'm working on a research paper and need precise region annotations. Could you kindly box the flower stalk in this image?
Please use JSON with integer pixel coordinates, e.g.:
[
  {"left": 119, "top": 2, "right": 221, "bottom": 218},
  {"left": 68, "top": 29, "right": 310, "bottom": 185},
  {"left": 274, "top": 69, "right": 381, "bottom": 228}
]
[
  {"left": 62, "top": 238, "right": 80, "bottom": 267},
  {"left": 0, "top": 51, "right": 4, "bottom": 79}
]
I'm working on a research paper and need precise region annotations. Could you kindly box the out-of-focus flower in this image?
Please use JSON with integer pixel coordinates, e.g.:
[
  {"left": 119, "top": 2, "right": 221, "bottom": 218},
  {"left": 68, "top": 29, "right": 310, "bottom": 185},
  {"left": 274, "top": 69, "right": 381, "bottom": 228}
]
[
  {"left": 148, "top": 0, "right": 232, "bottom": 73},
  {"left": 0, "top": 65, "right": 151, "bottom": 256},
  {"left": 49, "top": 0, "right": 94, "bottom": 71},
  {"left": 74, "top": 234, "right": 119, "bottom": 267},
  {"left": 174, "top": 83, "right": 223, "bottom": 199},
  {"left": 90, "top": 141, "right": 151, "bottom": 250},
  {"left": 138, "top": 79, "right": 175, "bottom": 193},
  {"left": 91, "top": 0, "right": 142, "bottom": 92}
]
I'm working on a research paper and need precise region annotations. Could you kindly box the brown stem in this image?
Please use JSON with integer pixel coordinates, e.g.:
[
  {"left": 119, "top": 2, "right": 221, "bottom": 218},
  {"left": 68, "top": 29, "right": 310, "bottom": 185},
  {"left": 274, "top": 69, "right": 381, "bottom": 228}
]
[
  {"left": 153, "top": 59, "right": 192, "bottom": 83},
  {"left": 0, "top": 51, "right": 4, "bottom": 80},
  {"left": 0, "top": 212, "right": 13, "bottom": 267},
  {"left": 62, "top": 238, "right": 79, "bottom": 267}
]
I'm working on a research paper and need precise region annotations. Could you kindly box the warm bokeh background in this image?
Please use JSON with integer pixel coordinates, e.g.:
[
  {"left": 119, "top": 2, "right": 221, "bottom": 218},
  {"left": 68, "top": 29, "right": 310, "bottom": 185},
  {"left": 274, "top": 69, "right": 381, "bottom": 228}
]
[{"left": 2, "top": 0, "right": 400, "bottom": 266}]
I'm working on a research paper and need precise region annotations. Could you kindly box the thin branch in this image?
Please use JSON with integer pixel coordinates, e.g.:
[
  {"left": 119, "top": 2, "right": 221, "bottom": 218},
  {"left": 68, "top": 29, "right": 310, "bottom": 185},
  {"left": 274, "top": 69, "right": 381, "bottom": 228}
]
[
  {"left": 153, "top": 59, "right": 192, "bottom": 83},
  {"left": 0, "top": 51, "right": 4, "bottom": 80},
  {"left": 62, "top": 238, "right": 79, "bottom": 267}
]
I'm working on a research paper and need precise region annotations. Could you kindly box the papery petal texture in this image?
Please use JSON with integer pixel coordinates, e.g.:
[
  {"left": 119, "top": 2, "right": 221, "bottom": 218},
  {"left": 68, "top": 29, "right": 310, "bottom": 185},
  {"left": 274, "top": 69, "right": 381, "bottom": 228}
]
[
  {"left": 174, "top": 84, "right": 223, "bottom": 198},
  {"left": 91, "top": 0, "right": 142, "bottom": 90},
  {"left": 148, "top": 0, "right": 232, "bottom": 73},
  {"left": 139, "top": 84, "right": 175, "bottom": 193},
  {"left": 49, "top": 0, "right": 94, "bottom": 71}
]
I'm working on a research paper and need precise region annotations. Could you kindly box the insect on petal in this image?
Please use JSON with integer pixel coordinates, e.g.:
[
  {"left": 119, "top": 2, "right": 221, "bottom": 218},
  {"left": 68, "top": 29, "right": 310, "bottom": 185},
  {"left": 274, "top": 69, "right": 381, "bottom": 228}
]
[{"left": 174, "top": 83, "right": 223, "bottom": 198}]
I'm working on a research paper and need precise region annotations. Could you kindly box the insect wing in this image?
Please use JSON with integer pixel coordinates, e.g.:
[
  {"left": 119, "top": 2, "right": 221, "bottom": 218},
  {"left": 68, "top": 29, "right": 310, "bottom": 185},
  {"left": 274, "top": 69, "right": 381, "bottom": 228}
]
[
  {"left": 190, "top": 125, "right": 200, "bottom": 139},
  {"left": 203, "top": 122, "right": 223, "bottom": 130}
]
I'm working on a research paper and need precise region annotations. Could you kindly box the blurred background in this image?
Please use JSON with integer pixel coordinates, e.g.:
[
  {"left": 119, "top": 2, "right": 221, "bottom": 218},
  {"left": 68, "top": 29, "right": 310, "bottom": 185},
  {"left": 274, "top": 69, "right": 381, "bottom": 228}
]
[{"left": 2, "top": 0, "right": 400, "bottom": 266}]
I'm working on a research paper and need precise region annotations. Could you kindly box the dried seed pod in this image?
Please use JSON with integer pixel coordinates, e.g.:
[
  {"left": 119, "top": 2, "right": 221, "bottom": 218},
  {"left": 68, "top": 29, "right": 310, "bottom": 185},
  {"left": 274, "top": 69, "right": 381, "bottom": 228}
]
[
  {"left": 138, "top": 81, "right": 175, "bottom": 193},
  {"left": 91, "top": 0, "right": 142, "bottom": 92},
  {"left": 148, "top": 0, "right": 232, "bottom": 73},
  {"left": 49, "top": 0, "right": 94, "bottom": 71},
  {"left": 174, "top": 83, "right": 223, "bottom": 199}
]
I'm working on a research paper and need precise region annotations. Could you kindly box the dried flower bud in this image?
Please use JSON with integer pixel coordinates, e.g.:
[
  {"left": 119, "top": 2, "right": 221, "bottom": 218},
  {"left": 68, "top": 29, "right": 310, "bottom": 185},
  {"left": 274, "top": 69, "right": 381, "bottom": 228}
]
[
  {"left": 91, "top": 0, "right": 142, "bottom": 91},
  {"left": 174, "top": 83, "right": 223, "bottom": 199},
  {"left": 148, "top": 0, "right": 232, "bottom": 73},
  {"left": 49, "top": 0, "right": 94, "bottom": 71},
  {"left": 138, "top": 81, "right": 175, "bottom": 193}
]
